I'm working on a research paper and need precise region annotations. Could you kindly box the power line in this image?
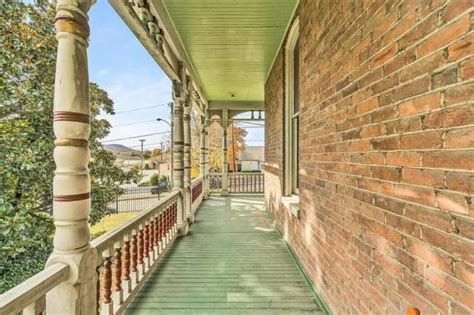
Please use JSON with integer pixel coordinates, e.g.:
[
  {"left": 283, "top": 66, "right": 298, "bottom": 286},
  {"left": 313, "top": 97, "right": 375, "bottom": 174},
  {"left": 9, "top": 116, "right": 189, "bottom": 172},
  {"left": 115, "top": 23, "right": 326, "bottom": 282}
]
[
  {"left": 114, "top": 104, "right": 169, "bottom": 115},
  {"left": 129, "top": 141, "right": 170, "bottom": 149},
  {"left": 113, "top": 119, "right": 157, "bottom": 127},
  {"left": 102, "top": 131, "right": 170, "bottom": 143}
]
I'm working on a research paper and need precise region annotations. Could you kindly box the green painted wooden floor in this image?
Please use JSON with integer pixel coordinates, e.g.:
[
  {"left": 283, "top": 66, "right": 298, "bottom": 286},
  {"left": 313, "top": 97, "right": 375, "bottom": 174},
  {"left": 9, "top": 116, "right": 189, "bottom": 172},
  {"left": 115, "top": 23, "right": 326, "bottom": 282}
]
[{"left": 126, "top": 195, "right": 322, "bottom": 314}]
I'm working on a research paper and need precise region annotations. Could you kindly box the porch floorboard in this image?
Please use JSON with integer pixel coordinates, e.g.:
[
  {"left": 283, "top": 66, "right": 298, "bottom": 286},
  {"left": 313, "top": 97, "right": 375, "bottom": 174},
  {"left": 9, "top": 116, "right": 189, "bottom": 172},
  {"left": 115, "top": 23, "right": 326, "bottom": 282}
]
[{"left": 126, "top": 195, "right": 322, "bottom": 314}]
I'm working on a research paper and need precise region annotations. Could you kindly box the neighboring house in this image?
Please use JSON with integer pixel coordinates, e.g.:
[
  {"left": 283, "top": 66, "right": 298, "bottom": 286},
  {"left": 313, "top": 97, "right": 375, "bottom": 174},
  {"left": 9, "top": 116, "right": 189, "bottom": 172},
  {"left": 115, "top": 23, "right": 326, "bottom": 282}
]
[{"left": 237, "top": 146, "right": 264, "bottom": 172}]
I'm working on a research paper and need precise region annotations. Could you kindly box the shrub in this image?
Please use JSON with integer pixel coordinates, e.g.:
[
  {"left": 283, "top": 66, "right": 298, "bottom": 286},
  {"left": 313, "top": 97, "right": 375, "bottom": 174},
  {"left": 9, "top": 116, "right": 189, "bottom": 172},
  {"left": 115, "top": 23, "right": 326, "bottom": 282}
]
[{"left": 150, "top": 173, "right": 159, "bottom": 186}]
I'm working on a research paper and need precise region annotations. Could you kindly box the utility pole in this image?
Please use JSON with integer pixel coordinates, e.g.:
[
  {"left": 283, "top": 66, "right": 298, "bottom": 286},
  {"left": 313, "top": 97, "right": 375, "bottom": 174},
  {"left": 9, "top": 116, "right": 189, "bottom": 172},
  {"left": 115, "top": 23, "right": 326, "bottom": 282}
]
[{"left": 139, "top": 139, "right": 145, "bottom": 176}]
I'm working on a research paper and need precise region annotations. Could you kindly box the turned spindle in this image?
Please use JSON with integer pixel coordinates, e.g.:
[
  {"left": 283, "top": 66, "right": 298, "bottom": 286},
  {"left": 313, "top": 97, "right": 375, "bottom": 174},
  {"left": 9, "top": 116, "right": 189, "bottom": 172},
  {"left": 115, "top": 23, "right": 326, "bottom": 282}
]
[
  {"left": 138, "top": 228, "right": 144, "bottom": 265},
  {"left": 123, "top": 239, "right": 130, "bottom": 281},
  {"left": 143, "top": 224, "right": 149, "bottom": 259},
  {"left": 131, "top": 233, "right": 137, "bottom": 273},
  {"left": 113, "top": 247, "right": 122, "bottom": 292},
  {"left": 103, "top": 256, "right": 112, "bottom": 304}
]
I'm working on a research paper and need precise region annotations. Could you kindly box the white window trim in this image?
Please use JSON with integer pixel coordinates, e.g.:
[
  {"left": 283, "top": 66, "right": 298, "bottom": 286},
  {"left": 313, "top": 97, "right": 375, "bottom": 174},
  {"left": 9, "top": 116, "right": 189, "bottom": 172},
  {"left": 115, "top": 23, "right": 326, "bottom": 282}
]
[{"left": 284, "top": 17, "right": 300, "bottom": 199}]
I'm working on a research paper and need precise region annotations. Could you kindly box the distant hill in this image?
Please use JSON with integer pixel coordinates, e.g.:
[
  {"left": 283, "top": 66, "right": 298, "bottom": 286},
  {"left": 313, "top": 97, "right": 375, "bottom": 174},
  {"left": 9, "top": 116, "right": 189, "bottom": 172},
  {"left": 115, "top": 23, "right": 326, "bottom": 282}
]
[{"left": 104, "top": 144, "right": 140, "bottom": 154}]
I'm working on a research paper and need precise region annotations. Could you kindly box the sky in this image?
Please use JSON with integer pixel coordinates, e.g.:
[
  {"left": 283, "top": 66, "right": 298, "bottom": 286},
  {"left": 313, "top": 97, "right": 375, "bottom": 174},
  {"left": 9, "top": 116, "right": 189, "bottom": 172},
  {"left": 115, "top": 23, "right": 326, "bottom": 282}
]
[{"left": 87, "top": 1, "right": 264, "bottom": 151}]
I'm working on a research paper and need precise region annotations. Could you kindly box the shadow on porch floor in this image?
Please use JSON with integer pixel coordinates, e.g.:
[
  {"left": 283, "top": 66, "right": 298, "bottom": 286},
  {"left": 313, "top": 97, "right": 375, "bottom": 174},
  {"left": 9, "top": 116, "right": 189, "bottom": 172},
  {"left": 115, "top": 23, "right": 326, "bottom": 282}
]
[{"left": 126, "top": 195, "right": 322, "bottom": 314}]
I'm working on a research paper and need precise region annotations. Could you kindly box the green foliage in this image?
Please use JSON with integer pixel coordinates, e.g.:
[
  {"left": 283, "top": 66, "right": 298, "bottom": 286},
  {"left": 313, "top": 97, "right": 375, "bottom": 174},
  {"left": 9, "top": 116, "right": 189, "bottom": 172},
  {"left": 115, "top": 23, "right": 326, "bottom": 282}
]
[
  {"left": 0, "top": 0, "right": 140, "bottom": 293},
  {"left": 144, "top": 163, "right": 150, "bottom": 170},
  {"left": 150, "top": 173, "right": 160, "bottom": 186},
  {"left": 160, "top": 175, "right": 167, "bottom": 182},
  {"left": 142, "top": 150, "right": 152, "bottom": 159}
]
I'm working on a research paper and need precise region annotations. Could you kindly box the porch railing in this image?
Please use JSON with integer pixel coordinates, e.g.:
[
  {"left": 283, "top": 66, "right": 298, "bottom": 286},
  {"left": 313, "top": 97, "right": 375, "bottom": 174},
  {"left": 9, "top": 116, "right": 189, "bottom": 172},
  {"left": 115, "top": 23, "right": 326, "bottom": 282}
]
[
  {"left": 229, "top": 172, "right": 264, "bottom": 193},
  {"left": 209, "top": 173, "right": 222, "bottom": 192},
  {"left": 0, "top": 190, "right": 182, "bottom": 315},
  {"left": 0, "top": 263, "right": 69, "bottom": 314},
  {"left": 209, "top": 172, "right": 264, "bottom": 193},
  {"left": 191, "top": 176, "right": 204, "bottom": 214},
  {"left": 92, "top": 190, "right": 180, "bottom": 314}
]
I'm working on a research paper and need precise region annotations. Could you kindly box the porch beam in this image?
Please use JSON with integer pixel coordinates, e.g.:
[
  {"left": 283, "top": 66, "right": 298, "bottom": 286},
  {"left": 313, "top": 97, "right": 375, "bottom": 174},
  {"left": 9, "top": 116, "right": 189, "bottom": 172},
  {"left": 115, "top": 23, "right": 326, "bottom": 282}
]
[
  {"left": 149, "top": 0, "right": 208, "bottom": 106},
  {"left": 209, "top": 101, "right": 264, "bottom": 111},
  {"left": 108, "top": 0, "right": 180, "bottom": 82}
]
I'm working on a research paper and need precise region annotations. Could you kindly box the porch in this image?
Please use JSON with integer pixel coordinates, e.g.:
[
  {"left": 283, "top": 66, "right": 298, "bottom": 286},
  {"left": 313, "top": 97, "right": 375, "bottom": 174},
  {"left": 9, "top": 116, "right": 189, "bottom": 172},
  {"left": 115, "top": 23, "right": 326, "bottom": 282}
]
[{"left": 127, "top": 195, "right": 322, "bottom": 314}]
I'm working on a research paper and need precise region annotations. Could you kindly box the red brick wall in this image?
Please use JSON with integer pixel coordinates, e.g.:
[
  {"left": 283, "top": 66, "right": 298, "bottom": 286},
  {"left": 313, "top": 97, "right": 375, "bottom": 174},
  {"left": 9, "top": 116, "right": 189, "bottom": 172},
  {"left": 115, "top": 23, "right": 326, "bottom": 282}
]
[{"left": 264, "top": 0, "right": 474, "bottom": 314}]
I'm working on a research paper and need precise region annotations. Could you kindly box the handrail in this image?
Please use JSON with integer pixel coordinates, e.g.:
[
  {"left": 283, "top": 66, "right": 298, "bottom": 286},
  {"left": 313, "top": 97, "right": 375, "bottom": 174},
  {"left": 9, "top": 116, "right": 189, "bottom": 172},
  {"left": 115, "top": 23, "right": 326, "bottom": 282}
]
[
  {"left": 191, "top": 175, "right": 203, "bottom": 188},
  {"left": 93, "top": 188, "right": 181, "bottom": 314},
  {"left": 92, "top": 189, "right": 180, "bottom": 252},
  {"left": 0, "top": 263, "right": 69, "bottom": 315}
]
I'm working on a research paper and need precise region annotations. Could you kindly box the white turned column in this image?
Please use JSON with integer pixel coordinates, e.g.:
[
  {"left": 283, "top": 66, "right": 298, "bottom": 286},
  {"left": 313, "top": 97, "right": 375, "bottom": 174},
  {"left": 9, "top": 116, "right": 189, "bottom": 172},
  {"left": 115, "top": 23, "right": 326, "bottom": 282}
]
[
  {"left": 46, "top": 0, "right": 98, "bottom": 313},
  {"left": 172, "top": 87, "right": 186, "bottom": 233},
  {"left": 221, "top": 110, "right": 229, "bottom": 195},
  {"left": 199, "top": 115, "right": 206, "bottom": 198},
  {"left": 183, "top": 100, "right": 192, "bottom": 221}
]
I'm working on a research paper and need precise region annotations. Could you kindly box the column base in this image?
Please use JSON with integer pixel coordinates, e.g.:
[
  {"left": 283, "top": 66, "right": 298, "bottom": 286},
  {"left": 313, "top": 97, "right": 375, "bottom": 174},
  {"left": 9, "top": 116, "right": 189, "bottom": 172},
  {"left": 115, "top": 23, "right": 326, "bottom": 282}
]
[{"left": 178, "top": 222, "right": 190, "bottom": 236}]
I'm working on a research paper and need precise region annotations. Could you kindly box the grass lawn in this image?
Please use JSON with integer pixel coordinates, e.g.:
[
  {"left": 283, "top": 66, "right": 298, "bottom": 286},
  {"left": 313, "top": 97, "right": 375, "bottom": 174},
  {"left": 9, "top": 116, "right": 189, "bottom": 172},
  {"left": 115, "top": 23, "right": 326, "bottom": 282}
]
[{"left": 90, "top": 212, "right": 137, "bottom": 239}]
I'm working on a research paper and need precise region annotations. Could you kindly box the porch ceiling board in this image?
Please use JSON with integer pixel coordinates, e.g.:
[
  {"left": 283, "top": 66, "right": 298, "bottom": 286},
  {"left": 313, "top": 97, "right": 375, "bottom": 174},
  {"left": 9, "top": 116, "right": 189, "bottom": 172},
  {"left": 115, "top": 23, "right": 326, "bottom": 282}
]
[{"left": 162, "top": 0, "right": 298, "bottom": 102}]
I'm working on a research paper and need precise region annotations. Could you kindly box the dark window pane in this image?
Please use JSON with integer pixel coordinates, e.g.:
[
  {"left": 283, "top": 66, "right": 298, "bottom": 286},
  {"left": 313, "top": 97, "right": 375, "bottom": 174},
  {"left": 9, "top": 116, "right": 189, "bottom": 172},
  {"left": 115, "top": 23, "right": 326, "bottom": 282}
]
[{"left": 293, "top": 39, "right": 300, "bottom": 114}]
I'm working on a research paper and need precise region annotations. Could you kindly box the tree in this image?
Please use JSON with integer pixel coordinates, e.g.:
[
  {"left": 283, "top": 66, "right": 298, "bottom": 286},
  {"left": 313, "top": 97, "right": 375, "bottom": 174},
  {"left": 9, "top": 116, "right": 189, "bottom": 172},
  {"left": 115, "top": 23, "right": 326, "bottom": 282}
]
[
  {"left": 190, "top": 110, "right": 247, "bottom": 174},
  {"left": 0, "top": 0, "right": 140, "bottom": 293}
]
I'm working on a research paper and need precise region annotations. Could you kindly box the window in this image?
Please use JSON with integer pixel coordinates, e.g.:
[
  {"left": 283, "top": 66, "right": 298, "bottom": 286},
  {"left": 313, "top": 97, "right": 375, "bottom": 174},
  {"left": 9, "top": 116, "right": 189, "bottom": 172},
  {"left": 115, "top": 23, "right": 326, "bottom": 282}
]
[{"left": 285, "top": 18, "right": 300, "bottom": 196}]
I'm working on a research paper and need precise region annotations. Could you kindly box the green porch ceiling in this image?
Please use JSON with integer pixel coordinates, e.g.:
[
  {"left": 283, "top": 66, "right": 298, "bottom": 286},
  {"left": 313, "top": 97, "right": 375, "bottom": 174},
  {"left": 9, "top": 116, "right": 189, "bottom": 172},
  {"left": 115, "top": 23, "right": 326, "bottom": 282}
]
[{"left": 163, "top": 0, "right": 298, "bottom": 101}]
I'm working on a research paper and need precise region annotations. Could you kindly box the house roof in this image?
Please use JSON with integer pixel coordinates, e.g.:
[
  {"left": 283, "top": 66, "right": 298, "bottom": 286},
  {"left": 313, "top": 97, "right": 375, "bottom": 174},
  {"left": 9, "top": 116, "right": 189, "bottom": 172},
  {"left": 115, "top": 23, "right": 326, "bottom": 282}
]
[{"left": 240, "top": 146, "right": 264, "bottom": 161}]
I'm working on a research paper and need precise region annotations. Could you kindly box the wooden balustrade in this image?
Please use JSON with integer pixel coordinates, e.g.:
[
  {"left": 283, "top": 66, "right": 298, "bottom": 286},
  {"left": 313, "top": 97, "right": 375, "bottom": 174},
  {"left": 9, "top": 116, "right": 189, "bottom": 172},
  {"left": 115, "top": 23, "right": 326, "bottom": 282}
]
[
  {"left": 92, "top": 190, "right": 180, "bottom": 314},
  {"left": 0, "top": 190, "right": 182, "bottom": 315},
  {"left": 191, "top": 177, "right": 204, "bottom": 214},
  {"left": 0, "top": 264, "right": 69, "bottom": 315},
  {"left": 209, "top": 172, "right": 264, "bottom": 194}
]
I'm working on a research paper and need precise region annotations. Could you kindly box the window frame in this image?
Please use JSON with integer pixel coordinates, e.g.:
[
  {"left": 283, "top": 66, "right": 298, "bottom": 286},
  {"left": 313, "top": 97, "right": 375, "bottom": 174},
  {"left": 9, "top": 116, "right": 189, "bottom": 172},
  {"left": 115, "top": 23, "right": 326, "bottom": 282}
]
[{"left": 284, "top": 17, "right": 300, "bottom": 196}]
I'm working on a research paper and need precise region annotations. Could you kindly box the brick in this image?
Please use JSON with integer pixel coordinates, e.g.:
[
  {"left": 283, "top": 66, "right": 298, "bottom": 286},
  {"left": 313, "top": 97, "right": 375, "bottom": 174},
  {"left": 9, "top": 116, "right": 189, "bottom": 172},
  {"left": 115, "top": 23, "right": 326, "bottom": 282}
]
[
  {"left": 423, "top": 226, "right": 474, "bottom": 264},
  {"left": 400, "top": 130, "right": 443, "bottom": 149},
  {"left": 371, "top": 43, "right": 397, "bottom": 68},
  {"left": 445, "top": 126, "right": 474, "bottom": 148},
  {"left": 360, "top": 124, "right": 385, "bottom": 138},
  {"left": 386, "top": 213, "right": 422, "bottom": 238},
  {"left": 445, "top": 82, "right": 474, "bottom": 105},
  {"left": 371, "top": 165, "right": 401, "bottom": 181},
  {"left": 445, "top": 277, "right": 474, "bottom": 309},
  {"left": 371, "top": 105, "right": 398, "bottom": 123},
  {"left": 422, "top": 105, "right": 474, "bottom": 129},
  {"left": 386, "top": 151, "right": 420, "bottom": 167},
  {"left": 399, "top": 13, "right": 438, "bottom": 51},
  {"left": 401, "top": 168, "right": 444, "bottom": 188},
  {"left": 422, "top": 150, "right": 474, "bottom": 170},
  {"left": 432, "top": 66, "right": 458, "bottom": 88},
  {"left": 405, "top": 237, "right": 453, "bottom": 274},
  {"left": 417, "top": 15, "right": 471, "bottom": 57},
  {"left": 460, "top": 58, "right": 474, "bottom": 79},
  {"left": 383, "top": 11, "right": 416, "bottom": 45},
  {"left": 394, "top": 184, "right": 436, "bottom": 207},
  {"left": 393, "top": 76, "right": 430, "bottom": 102},
  {"left": 371, "top": 74, "right": 399, "bottom": 95},
  {"left": 265, "top": 2, "right": 474, "bottom": 313},
  {"left": 455, "top": 215, "right": 474, "bottom": 240},
  {"left": 385, "top": 117, "right": 422, "bottom": 134},
  {"left": 371, "top": 136, "right": 400, "bottom": 150},
  {"left": 446, "top": 171, "right": 474, "bottom": 194},
  {"left": 441, "top": 0, "right": 474, "bottom": 23},
  {"left": 437, "top": 191, "right": 469, "bottom": 214},
  {"left": 405, "top": 203, "right": 452, "bottom": 232},
  {"left": 399, "top": 51, "right": 446, "bottom": 82},
  {"left": 454, "top": 260, "right": 474, "bottom": 287}
]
